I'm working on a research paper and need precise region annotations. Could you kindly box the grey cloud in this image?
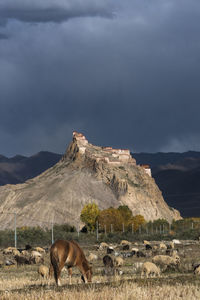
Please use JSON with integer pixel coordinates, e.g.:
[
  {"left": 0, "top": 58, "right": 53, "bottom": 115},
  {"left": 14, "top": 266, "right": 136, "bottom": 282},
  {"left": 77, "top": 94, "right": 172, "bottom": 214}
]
[
  {"left": 0, "top": 0, "right": 115, "bottom": 23},
  {"left": 0, "top": 0, "right": 200, "bottom": 156},
  {"left": 0, "top": 33, "right": 8, "bottom": 39}
]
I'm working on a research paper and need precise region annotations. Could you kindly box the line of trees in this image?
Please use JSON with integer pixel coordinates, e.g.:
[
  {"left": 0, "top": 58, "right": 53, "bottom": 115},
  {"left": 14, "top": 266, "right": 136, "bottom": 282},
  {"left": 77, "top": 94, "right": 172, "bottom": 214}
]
[
  {"left": 80, "top": 203, "right": 200, "bottom": 238},
  {"left": 80, "top": 203, "right": 145, "bottom": 232}
]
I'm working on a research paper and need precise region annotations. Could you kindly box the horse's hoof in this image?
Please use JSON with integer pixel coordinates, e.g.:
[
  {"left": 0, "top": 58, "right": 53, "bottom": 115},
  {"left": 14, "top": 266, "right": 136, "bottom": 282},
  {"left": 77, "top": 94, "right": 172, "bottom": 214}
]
[{"left": 57, "top": 279, "right": 61, "bottom": 287}]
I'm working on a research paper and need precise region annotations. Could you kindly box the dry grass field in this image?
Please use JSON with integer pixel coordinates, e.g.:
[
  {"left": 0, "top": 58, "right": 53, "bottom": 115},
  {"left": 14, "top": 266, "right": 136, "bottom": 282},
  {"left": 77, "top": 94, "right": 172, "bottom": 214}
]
[{"left": 0, "top": 240, "right": 200, "bottom": 299}]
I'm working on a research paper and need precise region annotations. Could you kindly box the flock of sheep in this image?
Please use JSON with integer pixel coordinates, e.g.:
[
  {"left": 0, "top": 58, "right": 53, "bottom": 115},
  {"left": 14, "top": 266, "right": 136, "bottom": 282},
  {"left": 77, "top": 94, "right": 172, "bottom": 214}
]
[
  {"left": 1, "top": 238, "right": 200, "bottom": 284},
  {"left": 1, "top": 245, "right": 49, "bottom": 278},
  {"left": 88, "top": 239, "right": 184, "bottom": 278}
]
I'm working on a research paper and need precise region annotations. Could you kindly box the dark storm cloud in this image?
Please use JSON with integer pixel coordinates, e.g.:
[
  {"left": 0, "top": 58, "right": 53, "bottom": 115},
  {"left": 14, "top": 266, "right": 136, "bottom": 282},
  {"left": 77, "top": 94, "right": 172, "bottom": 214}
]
[
  {"left": 0, "top": 0, "right": 115, "bottom": 23},
  {"left": 0, "top": 33, "right": 8, "bottom": 39},
  {"left": 1, "top": 0, "right": 200, "bottom": 156}
]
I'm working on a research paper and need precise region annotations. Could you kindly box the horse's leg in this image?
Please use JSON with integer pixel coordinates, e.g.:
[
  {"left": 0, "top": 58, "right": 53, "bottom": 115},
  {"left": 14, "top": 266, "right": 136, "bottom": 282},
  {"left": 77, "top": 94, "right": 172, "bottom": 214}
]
[
  {"left": 49, "top": 263, "right": 53, "bottom": 277},
  {"left": 78, "top": 264, "right": 87, "bottom": 283},
  {"left": 56, "top": 260, "right": 66, "bottom": 287},
  {"left": 68, "top": 267, "right": 72, "bottom": 285}
]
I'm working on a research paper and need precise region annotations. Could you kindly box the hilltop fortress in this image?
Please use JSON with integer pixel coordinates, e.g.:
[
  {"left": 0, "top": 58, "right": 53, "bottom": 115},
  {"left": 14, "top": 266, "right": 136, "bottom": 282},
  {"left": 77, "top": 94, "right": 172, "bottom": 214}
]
[{"left": 63, "top": 131, "right": 152, "bottom": 176}]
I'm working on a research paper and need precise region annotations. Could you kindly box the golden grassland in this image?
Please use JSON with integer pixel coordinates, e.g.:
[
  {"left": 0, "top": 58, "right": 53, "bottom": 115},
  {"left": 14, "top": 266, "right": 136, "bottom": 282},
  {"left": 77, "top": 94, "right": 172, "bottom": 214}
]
[{"left": 0, "top": 241, "right": 200, "bottom": 299}]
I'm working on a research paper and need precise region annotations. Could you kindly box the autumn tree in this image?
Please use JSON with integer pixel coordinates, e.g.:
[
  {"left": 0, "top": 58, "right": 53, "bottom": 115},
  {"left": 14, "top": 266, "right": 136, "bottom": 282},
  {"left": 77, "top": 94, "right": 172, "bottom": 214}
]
[
  {"left": 117, "top": 205, "right": 133, "bottom": 230},
  {"left": 127, "top": 214, "right": 146, "bottom": 232},
  {"left": 80, "top": 203, "right": 100, "bottom": 231},
  {"left": 97, "top": 207, "right": 124, "bottom": 232}
]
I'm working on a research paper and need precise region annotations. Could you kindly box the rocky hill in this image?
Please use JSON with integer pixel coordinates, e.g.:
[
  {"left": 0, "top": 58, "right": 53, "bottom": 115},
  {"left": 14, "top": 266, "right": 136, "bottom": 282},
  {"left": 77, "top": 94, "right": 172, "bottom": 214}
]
[
  {"left": 0, "top": 132, "right": 181, "bottom": 229},
  {"left": 134, "top": 152, "right": 200, "bottom": 217}
]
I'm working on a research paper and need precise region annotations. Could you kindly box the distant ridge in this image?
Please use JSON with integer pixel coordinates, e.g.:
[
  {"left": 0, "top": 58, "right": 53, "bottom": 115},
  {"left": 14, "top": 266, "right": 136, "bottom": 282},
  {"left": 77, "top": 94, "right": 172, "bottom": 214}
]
[{"left": 0, "top": 151, "right": 62, "bottom": 186}]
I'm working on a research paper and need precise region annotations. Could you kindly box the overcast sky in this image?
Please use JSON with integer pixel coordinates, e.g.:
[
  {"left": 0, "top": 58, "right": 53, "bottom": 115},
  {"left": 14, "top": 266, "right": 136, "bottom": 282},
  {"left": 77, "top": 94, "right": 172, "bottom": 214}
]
[{"left": 0, "top": 0, "right": 200, "bottom": 157}]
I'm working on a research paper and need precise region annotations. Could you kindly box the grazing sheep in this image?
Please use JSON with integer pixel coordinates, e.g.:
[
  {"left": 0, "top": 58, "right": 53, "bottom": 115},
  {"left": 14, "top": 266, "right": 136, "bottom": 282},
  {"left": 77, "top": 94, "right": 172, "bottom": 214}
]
[
  {"left": 14, "top": 255, "right": 30, "bottom": 266},
  {"left": 21, "top": 250, "right": 29, "bottom": 256},
  {"left": 38, "top": 265, "right": 49, "bottom": 279},
  {"left": 120, "top": 240, "right": 131, "bottom": 246},
  {"left": 146, "top": 244, "right": 152, "bottom": 250},
  {"left": 193, "top": 264, "right": 200, "bottom": 274},
  {"left": 137, "top": 251, "right": 146, "bottom": 258},
  {"left": 131, "top": 247, "right": 139, "bottom": 255},
  {"left": 99, "top": 242, "right": 109, "bottom": 250},
  {"left": 12, "top": 249, "right": 21, "bottom": 256},
  {"left": 103, "top": 255, "right": 114, "bottom": 276},
  {"left": 88, "top": 253, "right": 98, "bottom": 262},
  {"left": 25, "top": 245, "right": 32, "bottom": 250},
  {"left": 152, "top": 254, "right": 180, "bottom": 271},
  {"left": 103, "top": 255, "right": 114, "bottom": 268},
  {"left": 107, "top": 247, "right": 114, "bottom": 254},
  {"left": 3, "top": 248, "right": 13, "bottom": 255},
  {"left": 143, "top": 240, "right": 151, "bottom": 246},
  {"left": 31, "top": 251, "right": 42, "bottom": 258},
  {"left": 167, "top": 241, "right": 175, "bottom": 249},
  {"left": 141, "top": 262, "right": 160, "bottom": 278},
  {"left": 5, "top": 259, "right": 15, "bottom": 266},
  {"left": 122, "top": 252, "right": 134, "bottom": 258},
  {"left": 30, "top": 256, "right": 44, "bottom": 264},
  {"left": 159, "top": 242, "right": 167, "bottom": 250},
  {"left": 172, "top": 239, "right": 181, "bottom": 245},
  {"left": 35, "top": 247, "right": 45, "bottom": 253},
  {"left": 122, "top": 244, "right": 130, "bottom": 251},
  {"left": 114, "top": 257, "right": 124, "bottom": 267},
  {"left": 194, "top": 266, "right": 200, "bottom": 275}
]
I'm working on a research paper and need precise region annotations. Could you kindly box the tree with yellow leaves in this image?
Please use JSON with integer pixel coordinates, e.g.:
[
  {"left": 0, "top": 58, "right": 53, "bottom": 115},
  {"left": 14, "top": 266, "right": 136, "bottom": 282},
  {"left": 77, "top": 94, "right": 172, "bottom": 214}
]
[
  {"left": 97, "top": 207, "right": 124, "bottom": 232},
  {"left": 80, "top": 203, "right": 100, "bottom": 231},
  {"left": 127, "top": 215, "right": 146, "bottom": 232}
]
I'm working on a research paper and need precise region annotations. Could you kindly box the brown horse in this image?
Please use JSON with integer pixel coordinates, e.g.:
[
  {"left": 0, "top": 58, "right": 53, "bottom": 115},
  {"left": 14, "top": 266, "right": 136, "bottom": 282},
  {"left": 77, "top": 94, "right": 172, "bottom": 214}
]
[{"left": 50, "top": 239, "right": 92, "bottom": 286}]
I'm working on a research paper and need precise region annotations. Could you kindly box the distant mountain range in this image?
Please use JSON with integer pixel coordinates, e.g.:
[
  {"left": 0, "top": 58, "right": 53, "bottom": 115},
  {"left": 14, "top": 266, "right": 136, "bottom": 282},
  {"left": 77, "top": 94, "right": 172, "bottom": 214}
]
[
  {"left": 133, "top": 151, "right": 200, "bottom": 217},
  {"left": 0, "top": 152, "right": 62, "bottom": 186},
  {"left": 0, "top": 150, "right": 200, "bottom": 218}
]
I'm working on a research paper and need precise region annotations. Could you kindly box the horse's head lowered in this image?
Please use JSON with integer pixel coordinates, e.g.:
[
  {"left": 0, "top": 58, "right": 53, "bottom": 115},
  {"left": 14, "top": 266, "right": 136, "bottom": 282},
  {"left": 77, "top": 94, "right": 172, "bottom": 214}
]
[{"left": 81, "top": 264, "right": 93, "bottom": 283}]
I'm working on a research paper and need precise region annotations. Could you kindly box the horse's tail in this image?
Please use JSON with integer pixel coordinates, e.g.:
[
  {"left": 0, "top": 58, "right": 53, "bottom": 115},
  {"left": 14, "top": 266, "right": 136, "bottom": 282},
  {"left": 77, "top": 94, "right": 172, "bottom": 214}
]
[{"left": 50, "top": 246, "right": 59, "bottom": 285}]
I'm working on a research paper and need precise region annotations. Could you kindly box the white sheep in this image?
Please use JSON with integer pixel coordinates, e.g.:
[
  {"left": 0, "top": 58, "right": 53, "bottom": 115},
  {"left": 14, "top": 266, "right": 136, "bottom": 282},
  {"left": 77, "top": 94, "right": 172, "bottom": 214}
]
[
  {"left": 35, "top": 247, "right": 45, "bottom": 253},
  {"left": 99, "top": 242, "right": 109, "bottom": 250},
  {"left": 12, "top": 249, "right": 20, "bottom": 256},
  {"left": 31, "top": 251, "right": 42, "bottom": 258},
  {"left": 38, "top": 265, "right": 49, "bottom": 279},
  {"left": 159, "top": 242, "right": 167, "bottom": 250},
  {"left": 21, "top": 250, "right": 29, "bottom": 256},
  {"left": 120, "top": 240, "right": 131, "bottom": 246},
  {"left": 114, "top": 257, "right": 124, "bottom": 267},
  {"left": 88, "top": 253, "right": 98, "bottom": 262},
  {"left": 131, "top": 247, "right": 139, "bottom": 252},
  {"left": 168, "top": 241, "right": 175, "bottom": 249},
  {"left": 3, "top": 248, "right": 13, "bottom": 255},
  {"left": 141, "top": 262, "right": 160, "bottom": 278},
  {"left": 194, "top": 265, "right": 200, "bottom": 275},
  {"left": 143, "top": 240, "right": 151, "bottom": 246},
  {"left": 172, "top": 239, "right": 181, "bottom": 245},
  {"left": 152, "top": 254, "right": 180, "bottom": 271}
]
